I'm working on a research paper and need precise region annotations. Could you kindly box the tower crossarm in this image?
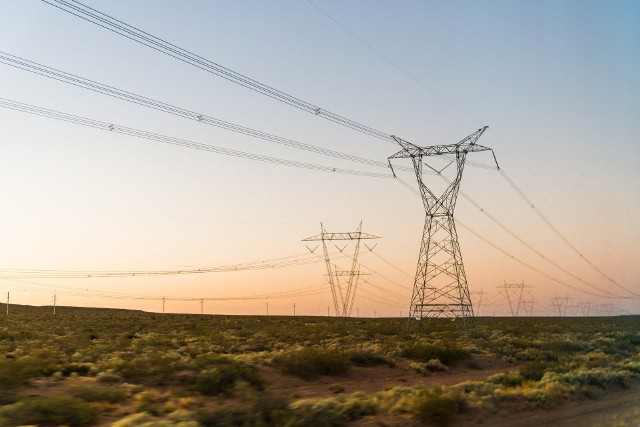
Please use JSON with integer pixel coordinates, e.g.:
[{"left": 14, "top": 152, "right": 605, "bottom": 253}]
[
  {"left": 302, "top": 232, "right": 380, "bottom": 241},
  {"left": 389, "top": 127, "right": 490, "bottom": 159}
]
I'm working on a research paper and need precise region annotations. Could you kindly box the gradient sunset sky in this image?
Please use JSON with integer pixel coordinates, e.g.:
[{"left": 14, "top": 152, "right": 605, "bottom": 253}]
[{"left": 0, "top": 0, "right": 638, "bottom": 316}]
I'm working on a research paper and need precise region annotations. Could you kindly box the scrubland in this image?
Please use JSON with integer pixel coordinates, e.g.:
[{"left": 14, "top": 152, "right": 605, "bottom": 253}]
[{"left": 0, "top": 305, "right": 638, "bottom": 426}]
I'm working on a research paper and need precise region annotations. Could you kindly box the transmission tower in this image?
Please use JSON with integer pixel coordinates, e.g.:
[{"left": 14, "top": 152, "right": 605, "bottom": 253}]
[
  {"left": 575, "top": 301, "right": 593, "bottom": 316},
  {"left": 470, "top": 289, "right": 486, "bottom": 317},
  {"left": 550, "top": 296, "right": 571, "bottom": 317},
  {"left": 388, "top": 127, "right": 494, "bottom": 329},
  {"left": 302, "top": 222, "right": 379, "bottom": 317},
  {"left": 522, "top": 288, "right": 535, "bottom": 316},
  {"left": 497, "top": 281, "right": 531, "bottom": 317}
]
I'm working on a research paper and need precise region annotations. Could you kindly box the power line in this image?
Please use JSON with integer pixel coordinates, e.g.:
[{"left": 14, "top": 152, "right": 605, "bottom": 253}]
[
  {"left": 363, "top": 280, "right": 410, "bottom": 303},
  {"left": 0, "top": 196, "right": 330, "bottom": 226},
  {"left": 306, "top": 0, "right": 482, "bottom": 127},
  {"left": 434, "top": 172, "right": 636, "bottom": 298},
  {"left": 396, "top": 176, "right": 631, "bottom": 299},
  {"left": 0, "top": 98, "right": 391, "bottom": 179},
  {"left": 458, "top": 219, "right": 623, "bottom": 300},
  {"left": 368, "top": 251, "right": 413, "bottom": 279},
  {"left": 0, "top": 251, "right": 321, "bottom": 279},
  {"left": 359, "top": 261, "right": 413, "bottom": 292},
  {"left": 499, "top": 168, "right": 637, "bottom": 297},
  {"left": 42, "top": 0, "right": 396, "bottom": 143},
  {"left": 2, "top": 278, "right": 328, "bottom": 302},
  {"left": 0, "top": 51, "right": 411, "bottom": 173}
]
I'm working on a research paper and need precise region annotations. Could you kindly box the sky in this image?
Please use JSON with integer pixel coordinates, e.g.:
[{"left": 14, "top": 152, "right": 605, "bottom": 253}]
[{"left": 0, "top": 0, "right": 638, "bottom": 316}]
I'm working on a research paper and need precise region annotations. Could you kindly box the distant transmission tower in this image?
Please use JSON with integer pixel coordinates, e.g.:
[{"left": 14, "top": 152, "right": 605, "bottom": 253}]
[
  {"left": 388, "top": 127, "right": 494, "bottom": 329},
  {"left": 498, "top": 282, "right": 529, "bottom": 317},
  {"left": 550, "top": 296, "right": 571, "bottom": 317},
  {"left": 303, "top": 222, "right": 379, "bottom": 317}
]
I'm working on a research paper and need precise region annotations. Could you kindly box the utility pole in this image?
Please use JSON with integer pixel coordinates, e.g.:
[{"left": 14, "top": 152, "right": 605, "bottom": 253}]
[
  {"left": 388, "top": 127, "right": 495, "bottom": 331},
  {"left": 53, "top": 291, "right": 57, "bottom": 315},
  {"left": 6, "top": 292, "right": 9, "bottom": 315},
  {"left": 162, "top": 297, "right": 165, "bottom": 314},
  {"left": 327, "top": 306, "right": 329, "bottom": 317},
  {"left": 266, "top": 301, "right": 269, "bottom": 316},
  {"left": 293, "top": 302, "right": 296, "bottom": 316},
  {"left": 200, "top": 298, "right": 204, "bottom": 315},
  {"left": 303, "top": 222, "right": 379, "bottom": 317}
]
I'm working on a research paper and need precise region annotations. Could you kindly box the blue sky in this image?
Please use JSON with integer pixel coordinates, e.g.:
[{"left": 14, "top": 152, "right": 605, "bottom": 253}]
[{"left": 0, "top": 0, "right": 638, "bottom": 315}]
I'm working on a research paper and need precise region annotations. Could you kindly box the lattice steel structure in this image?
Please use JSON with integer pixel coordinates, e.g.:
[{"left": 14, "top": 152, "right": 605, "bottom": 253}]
[
  {"left": 303, "top": 222, "right": 379, "bottom": 317},
  {"left": 498, "top": 282, "right": 523, "bottom": 317},
  {"left": 388, "top": 127, "right": 493, "bottom": 329}
]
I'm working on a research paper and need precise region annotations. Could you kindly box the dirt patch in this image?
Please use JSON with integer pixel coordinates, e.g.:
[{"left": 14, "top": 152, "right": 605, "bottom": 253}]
[
  {"left": 263, "top": 354, "right": 515, "bottom": 399},
  {"left": 453, "top": 383, "right": 640, "bottom": 427}
]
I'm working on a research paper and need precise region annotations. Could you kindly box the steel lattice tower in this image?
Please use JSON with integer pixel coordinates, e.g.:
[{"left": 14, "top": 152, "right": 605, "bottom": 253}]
[
  {"left": 302, "top": 222, "right": 379, "bottom": 317},
  {"left": 388, "top": 127, "right": 493, "bottom": 329}
]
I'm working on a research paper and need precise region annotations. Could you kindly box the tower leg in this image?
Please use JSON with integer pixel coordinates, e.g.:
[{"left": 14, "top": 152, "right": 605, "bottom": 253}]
[{"left": 408, "top": 213, "right": 474, "bottom": 331}]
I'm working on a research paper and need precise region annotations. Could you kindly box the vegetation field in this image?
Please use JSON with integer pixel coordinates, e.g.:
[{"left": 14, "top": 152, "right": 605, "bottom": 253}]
[{"left": 0, "top": 305, "right": 638, "bottom": 426}]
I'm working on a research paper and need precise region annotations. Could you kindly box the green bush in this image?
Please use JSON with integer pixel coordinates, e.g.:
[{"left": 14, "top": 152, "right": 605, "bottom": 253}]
[
  {"left": 402, "top": 342, "right": 469, "bottom": 365},
  {"left": 63, "top": 364, "right": 91, "bottom": 377},
  {"left": 189, "top": 353, "right": 262, "bottom": 395},
  {"left": 289, "top": 393, "right": 376, "bottom": 427},
  {"left": 196, "top": 395, "right": 291, "bottom": 426},
  {"left": 412, "top": 388, "right": 460, "bottom": 426},
  {"left": 0, "top": 356, "right": 59, "bottom": 403},
  {"left": 194, "top": 367, "right": 237, "bottom": 396},
  {"left": 273, "top": 348, "right": 351, "bottom": 380},
  {"left": 540, "top": 340, "right": 584, "bottom": 354},
  {"left": 348, "top": 349, "right": 394, "bottom": 367},
  {"left": 0, "top": 396, "right": 98, "bottom": 426},
  {"left": 113, "top": 351, "right": 182, "bottom": 385},
  {"left": 520, "top": 361, "right": 549, "bottom": 381},
  {"left": 69, "top": 383, "right": 129, "bottom": 403},
  {"left": 488, "top": 372, "right": 524, "bottom": 387}
]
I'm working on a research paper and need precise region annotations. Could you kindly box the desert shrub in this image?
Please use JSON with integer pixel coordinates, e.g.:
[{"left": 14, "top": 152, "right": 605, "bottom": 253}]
[
  {"left": 0, "top": 395, "right": 98, "bottom": 426},
  {"left": 540, "top": 340, "right": 584, "bottom": 354},
  {"left": 348, "top": 348, "right": 394, "bottom": 367},
  {"left": 112, "top": 411, "right": 200, "bottom": 427},
  {"left": 133, "top": 390, "right": 167, "bottom": 415},
  {"left": 518, "top": 382, "right": 573, "bottom": 409},
  {"left": 96, "top": 371, "right": 122, "bottom": 383},
  {"left": 62, "top": 363, "right": 91, "bottom": 377},
  {"left": 545, "top": 369, "right": 633, "bottom": 389},
  {"left": 620, "top": 361, "right": 640, "bottom": 374},
  {"left": 412, "top": 387, "right": 460, "bottom": 426},
  {"left": 487, "top": 372, "right": 523, "bottom": 387},
  {"left": 188, "top": 354, "right": 262, "bottom": 395},
  {"left": 402, "top": 342, "right": 469, "bottom": 365},
  {"left": 273, "top": 348, "right": 351, "bottom": 380},
  {"left": 113, "top": 351, "right": 182, "bottom": 385},
  {"left": 0, "top": 356, "right": 59, "bottom": 403},
  {"left": 194, "top": 368, "right": 237, "bottom": 396},
  {"left": 289, "top": 393, "right": 376, "bottom": 427},
  {"left": 196, "top": 394, "right": 291, "bottom": 426},
  {"left": 520, "top": 361, "right": 549, "bottom": 381},
  {"left": 411, "top": 359, "right": 449, "bottom": 376},
  {"left": 69, "top": 383, "right": 130, "bottom": 403}
]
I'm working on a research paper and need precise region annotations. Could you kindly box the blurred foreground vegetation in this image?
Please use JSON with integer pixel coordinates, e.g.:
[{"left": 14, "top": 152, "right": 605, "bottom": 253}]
[{"left": 0, "top": 304, "right": 638, "bottom": 426}]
